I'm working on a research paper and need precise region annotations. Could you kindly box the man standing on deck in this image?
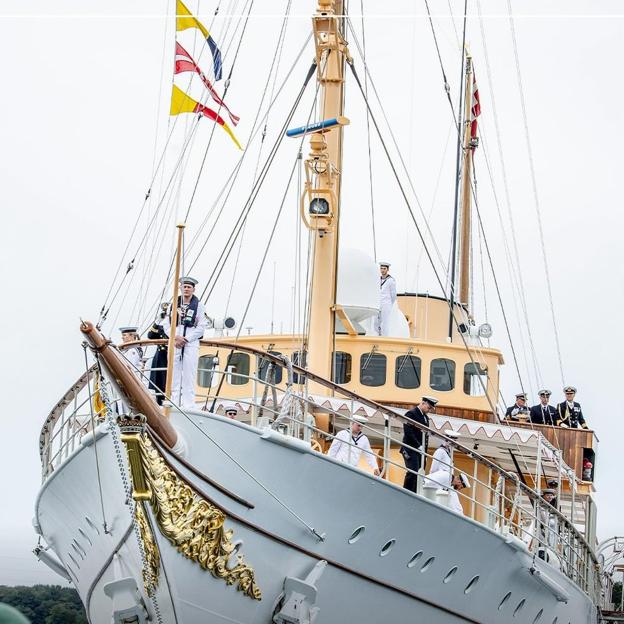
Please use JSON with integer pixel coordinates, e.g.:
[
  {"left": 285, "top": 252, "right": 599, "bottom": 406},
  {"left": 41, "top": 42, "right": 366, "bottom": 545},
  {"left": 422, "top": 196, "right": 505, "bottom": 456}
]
[
  {"left": 147, "top": 303, "right": 169, "bottom": 405},
  {"left": 530, "top": 390, "right": 557, "bottom": 426},
  {"left": 505, "top": 393, "right": 529, "bottom": 421},
  {"left": 556, "top": 386, "right": 588, "bottom": 428},
  {"left": 377, "top": 261, "right": 396, "bottom": 336},
  {"left": 163, "top": 277, "right": 208, "bottom": 410},
  {"left": 119, "top": 326, "right": 143, "bottom": 374},
  {"left": 401, "top": 396, "right": 438, "bottom": 492},
  {"left": 328, "top": 416, "right": 380, "bottom": 475}
]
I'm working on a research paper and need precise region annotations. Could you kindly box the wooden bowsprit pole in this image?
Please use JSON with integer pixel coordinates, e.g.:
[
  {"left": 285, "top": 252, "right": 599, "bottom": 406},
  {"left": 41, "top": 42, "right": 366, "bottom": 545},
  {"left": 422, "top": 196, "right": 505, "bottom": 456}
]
[{"left": 164, "top": 223, "right": 185, "bottom": 417}]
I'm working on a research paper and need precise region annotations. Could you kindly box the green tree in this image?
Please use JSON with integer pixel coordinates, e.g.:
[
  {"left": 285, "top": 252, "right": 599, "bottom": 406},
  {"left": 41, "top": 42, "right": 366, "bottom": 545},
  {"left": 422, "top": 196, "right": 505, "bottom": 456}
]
[
  {"left": 0, "top": 586, "right": 86, "bottom": 624},
  {"left": 44, "top": 604, "right": 77, "bottom": 624}
]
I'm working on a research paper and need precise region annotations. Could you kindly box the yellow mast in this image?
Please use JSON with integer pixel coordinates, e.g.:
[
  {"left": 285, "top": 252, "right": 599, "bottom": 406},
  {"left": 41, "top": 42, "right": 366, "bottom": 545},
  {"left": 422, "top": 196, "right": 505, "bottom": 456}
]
[
  {"left": 303, "top": 0, "right": 349, "bottom": 382},
  {"left": 458, "top": 54, "right": 475, "bottom": 307}
]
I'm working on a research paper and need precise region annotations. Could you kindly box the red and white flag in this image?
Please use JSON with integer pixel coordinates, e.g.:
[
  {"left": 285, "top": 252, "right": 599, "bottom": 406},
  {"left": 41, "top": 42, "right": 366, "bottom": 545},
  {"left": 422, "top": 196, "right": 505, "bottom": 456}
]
[
  {"left": 470, "top": 72, "right": 481, "bottom": 142},
  {"left": 174, "top": 41, "right": 240, "bottom": 126}
]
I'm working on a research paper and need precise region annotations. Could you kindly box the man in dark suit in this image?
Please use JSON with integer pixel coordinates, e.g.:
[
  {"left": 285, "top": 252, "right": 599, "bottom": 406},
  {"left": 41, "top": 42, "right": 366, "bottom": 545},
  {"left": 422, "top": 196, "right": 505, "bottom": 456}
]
[
  {"left": 401, "top": 396, "right": 438, "bottom": 492},
  {"left": 530, "top": 390, "right": 557, "bottom": 426},
  {"left": 505, "top": 393, "right": 529, "bottom": 421},
  {"left": 556, "top": 386, "right": 588, "bottom": 428}
]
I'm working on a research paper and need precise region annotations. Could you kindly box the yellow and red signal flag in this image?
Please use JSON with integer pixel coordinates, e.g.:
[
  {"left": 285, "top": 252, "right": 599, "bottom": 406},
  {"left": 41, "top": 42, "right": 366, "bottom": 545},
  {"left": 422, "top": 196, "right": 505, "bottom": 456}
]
[
  {"left": 170, "top": 84, "right": 242, "bottom": 150},
  {"left": 176, "top": 0, "right": 222, "bottom": 82},
  {"left": 174, "top": 41, "right": 239, "bottom": 127}
]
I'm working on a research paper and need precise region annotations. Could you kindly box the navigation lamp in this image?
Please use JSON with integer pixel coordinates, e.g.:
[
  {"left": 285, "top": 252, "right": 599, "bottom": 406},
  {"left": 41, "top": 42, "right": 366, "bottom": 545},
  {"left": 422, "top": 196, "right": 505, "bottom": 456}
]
[
  {"left": 224, "top": 317, "right": 236, "bottom": 330},
  {"left": 309, "top": 197, "right": 330, "bottom": 216},
  {"left": 478, "top": 323, "right": 493, "bottom": 339}
]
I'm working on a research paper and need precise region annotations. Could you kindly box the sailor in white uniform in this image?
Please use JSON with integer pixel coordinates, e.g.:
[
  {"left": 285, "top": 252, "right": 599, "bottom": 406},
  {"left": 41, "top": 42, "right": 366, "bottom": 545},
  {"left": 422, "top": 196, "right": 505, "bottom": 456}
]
[
  {"left": 428, "top": 430, "right": 459, "bottom": 475},
  {"left": 377, "top": 261, "right": 396, "bottom": 336},
  {"left": 424, "top": 470, "right": 470, "bottom": 515},
  {"left": 119, "top": 326, "right": 143, "bottom": 375},
  {"left": 328, "top": 416, "right": 380, "bottom": 475},
  {"left": 163, "top": 276, "right": 208, "bottom": 410}
]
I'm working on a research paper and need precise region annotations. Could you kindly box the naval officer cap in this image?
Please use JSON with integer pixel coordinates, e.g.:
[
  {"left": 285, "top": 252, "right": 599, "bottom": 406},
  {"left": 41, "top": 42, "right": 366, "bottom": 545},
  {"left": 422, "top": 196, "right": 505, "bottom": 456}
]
[
  {"left": 119, "top": 326, "right": 138, "bottom": 334},
  {"left": 223, "top": 403, "right": 238, "bottom": 414},
  {"left": 515, "top": 392, "right": 527, "bottom": 400},
  {"left": 180, "top": 276, "right": 199, "bottom": 286},
  {"left": 379, "top": 261, "right": 391, "bottom": 267},
  {"left": 538, "top": 389, "right": 552, "bottom": 397},
  {"left": 422, "top": 396, "right": 439, "bottom": 407},
  {"left": 563, "top": 386, "right": 577, "bottom": 393},
  {"left": 542, "top": 488, "right": 556, "bottom": 496}
]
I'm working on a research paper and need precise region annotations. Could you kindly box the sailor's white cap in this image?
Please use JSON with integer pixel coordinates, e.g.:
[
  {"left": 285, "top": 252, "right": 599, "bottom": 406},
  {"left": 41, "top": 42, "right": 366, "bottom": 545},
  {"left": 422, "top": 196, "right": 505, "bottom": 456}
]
[
  {"left": 119, "top": 326, "right": 138, "bottom": 334},
  {"left": 379, "top": 261, "right": 391, "bottom": 267},
  {"left": 352, "top": 415, "right": 368, "bottom": 424},
  {"left": 180, "top": 276, "right": 198, "bottom": 286},
  {"left": 223, "top": 403, "right": 238, "bottom": 413},
  {"left": 442, "top": 429, "right": 459, "bottom": 442},
  {"left": 459, "top": 473, "right": 471, "bottom": 489},
  {"left": 422, "top": 396, "right": 439, "bottom": 407}
]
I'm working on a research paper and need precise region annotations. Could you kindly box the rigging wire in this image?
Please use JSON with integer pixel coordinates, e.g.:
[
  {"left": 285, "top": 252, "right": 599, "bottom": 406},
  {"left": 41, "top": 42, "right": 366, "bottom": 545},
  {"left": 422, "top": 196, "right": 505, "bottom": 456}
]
[
  {"left": 359, "top": 0, "right": 377, "bottom": 261},
  {"left": 506, "top": 0, "right": 566, "bottom": 387}
]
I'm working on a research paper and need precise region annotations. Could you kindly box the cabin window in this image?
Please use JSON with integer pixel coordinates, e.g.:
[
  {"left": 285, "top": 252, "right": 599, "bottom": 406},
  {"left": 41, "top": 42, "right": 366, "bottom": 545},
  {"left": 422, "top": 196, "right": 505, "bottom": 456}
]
[
  {"left": 360, "top": 353, "right": 386, "bottom": 387},
  {"left": 197, "top": 354, "right": 218, "bottom": 388},
  {"left": 227, "top": 352, "right": 250, "bottom": 386},
  {"left": 292, "top": 350, "right": 307, "bottom": 384},
  {"left": 395, "top": 355, "right": 421, "bottom": 389},
  {"left": 463, "top": 362, "right": 488, "bottom": 396},
  {"left": 430, "top": 358, "right": 455, "bottom": 391},
  {"left": 332, "top": 352, "right": 352, "bottom": 384},
  {"left": 258, "top": 351, "right": 283, "bottom": 385}
]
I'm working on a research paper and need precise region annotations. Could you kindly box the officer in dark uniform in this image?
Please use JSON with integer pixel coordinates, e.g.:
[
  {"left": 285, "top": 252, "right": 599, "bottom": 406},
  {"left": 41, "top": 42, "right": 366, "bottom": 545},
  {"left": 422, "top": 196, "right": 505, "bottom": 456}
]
[
  {"left": 505, "top": 393, "right": 529, "bottom": 421},
  {"left": 401, "top": 396, "right": 438, "bottom": 493},
  {"left": 529, "top": 390, "right": 557, "bottom": 426},
  {"left": 556, "top": 386, "right": 588, "bottom": 429},
  {"left": 147, "top": 303, "right": 169, "bottom": 405}
]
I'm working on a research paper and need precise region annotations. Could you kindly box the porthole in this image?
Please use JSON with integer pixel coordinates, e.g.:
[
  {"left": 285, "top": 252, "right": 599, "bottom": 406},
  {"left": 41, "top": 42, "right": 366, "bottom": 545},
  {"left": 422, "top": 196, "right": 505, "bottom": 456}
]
[
  {"left": 513, "top": 599, "right": 526, "bottom": 617},
  {"left": 464, "top": 575, "right": 480, "bottom": 594},
  {"left": 420, "top": 556, "right": 435, "bottom": 572},
  {"left": 407, "top": 551, "right": 423, "bottom": 568},
  {"left": 533, "top": 610, "right": 543, "bottom": 623},
  {"left": 498, "top": 592, "right": 512, "bottom": 610},
  {"left": 443, "top": 566, "right": 458, "bottom": 583},
  {"left": 380, "top": 539, "right": 396, "bottom": 557},
  {"left": 348, "top": 526, "right": 366, "bottom": 544}
]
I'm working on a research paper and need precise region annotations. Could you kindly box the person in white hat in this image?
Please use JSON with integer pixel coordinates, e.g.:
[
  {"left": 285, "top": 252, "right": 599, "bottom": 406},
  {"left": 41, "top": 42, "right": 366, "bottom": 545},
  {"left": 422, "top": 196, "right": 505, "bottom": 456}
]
[
  {"left": 162, "top": 276, "right": 208, "bottom": 409},
  {"left": 328, "top": 415, "right": 380, "bottom": 476},
  {"left": 223, "top": 404, "right": 238, "bottom": 419},
  {"left": 401, "top": 396, "right": 438, "bottom": 492},
  {"left": 423, "top": 470, "right": 469, "bottom": 515},
  {"left": 119, "top": 326, "right": 143, "bottom": 374},
  {"left": 376, "top": 261, "right": 396, "bottom": 336},
  {"left": 428, "top": 430, "right": 458, "bottom": 475},
  {"left": 529, "top": 390, "right": 557, "bottom": 426}
]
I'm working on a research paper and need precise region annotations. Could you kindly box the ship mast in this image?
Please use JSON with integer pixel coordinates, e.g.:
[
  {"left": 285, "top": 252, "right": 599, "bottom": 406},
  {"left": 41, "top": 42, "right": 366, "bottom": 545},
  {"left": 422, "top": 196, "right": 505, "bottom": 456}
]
[
  {"left": 458, "top": 53, "right": 476, "bottom": 308},
  {"left": 303, "top": 0, "right": 349, "bottom": 381}
]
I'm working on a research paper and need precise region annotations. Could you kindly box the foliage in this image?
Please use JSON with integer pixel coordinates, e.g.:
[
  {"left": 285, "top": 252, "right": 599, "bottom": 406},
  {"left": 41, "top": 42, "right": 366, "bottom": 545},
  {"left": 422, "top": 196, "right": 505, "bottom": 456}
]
[{"left": 0, "top": 586, "right": 86, "bottom": 624}]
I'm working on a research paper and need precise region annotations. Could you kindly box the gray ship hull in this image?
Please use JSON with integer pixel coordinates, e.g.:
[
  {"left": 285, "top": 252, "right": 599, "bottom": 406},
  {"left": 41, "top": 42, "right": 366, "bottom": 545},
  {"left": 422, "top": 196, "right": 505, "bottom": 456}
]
[{"left": 35, "top": 409, "right": 599, "bottom": 623}]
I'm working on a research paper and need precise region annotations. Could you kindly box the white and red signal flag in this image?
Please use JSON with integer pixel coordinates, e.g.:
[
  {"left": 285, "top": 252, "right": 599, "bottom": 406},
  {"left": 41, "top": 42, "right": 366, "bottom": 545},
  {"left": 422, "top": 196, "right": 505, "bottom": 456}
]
[
  {"left": 174, "top": 41, "right": 240, "bottom": 127},
  {"left": 470, "top": 72, "right": 481, "bottom": 143}
]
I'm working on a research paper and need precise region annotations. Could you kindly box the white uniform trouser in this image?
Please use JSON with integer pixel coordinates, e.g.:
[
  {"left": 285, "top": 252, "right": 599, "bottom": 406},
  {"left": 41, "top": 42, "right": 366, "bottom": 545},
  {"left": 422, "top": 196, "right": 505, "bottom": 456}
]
[
  {"left": 171, "top": 343, "right": 199, "bottom": 409},
  {"left": 377, "top": 304, "right": 392, "bottom": 336}
]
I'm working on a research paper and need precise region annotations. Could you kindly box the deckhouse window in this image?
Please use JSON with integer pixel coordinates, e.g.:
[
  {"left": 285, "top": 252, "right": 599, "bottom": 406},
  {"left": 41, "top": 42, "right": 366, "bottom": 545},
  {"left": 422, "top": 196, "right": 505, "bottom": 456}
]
[
  {"left": 430, "top": 358, "right": 455, "bottom": 391},
  {"left": 197, "top": 354, "right": 218, "bottom": 388},
  {"left": 292, "top": 350, "right": 307, "bottom": 384},
  {"left": 360, "top": 353, "right": 386, "bottom": 387},
  {"left": 395, "top": 355, "right": 421, "bottom": 389},
  {"left": 258, "top": 351, "right": 283, "bottom": 386},
  {"left": 332, "top": 351, "right": 352, "bottom": 384},
  {"left": 463, "top": 362, "right": 488, "bottom": 396},
  {"left": 227, "top": 352, "right": 250, "bottom": 386}
]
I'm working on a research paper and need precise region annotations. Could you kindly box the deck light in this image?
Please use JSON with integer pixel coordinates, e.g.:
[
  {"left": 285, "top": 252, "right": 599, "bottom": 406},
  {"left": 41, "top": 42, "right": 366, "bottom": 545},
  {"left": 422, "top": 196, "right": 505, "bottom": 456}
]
[{"left": 309, "top": 197, "right": 330, "bottom": 216}]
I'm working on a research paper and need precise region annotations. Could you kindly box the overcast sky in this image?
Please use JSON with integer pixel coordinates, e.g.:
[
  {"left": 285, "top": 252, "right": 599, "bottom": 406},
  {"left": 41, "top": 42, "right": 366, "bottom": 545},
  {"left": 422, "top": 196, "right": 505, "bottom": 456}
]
[{"left": 1, "top": 0, "right": 623, "bottom": 585}]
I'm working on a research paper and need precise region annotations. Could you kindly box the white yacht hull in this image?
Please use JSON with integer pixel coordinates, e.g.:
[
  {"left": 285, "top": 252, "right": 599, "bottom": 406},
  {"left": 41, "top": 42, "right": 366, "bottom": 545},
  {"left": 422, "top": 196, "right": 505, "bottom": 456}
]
[{"left": 35, "top": 410, "right": 599, "bottom": 623}]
